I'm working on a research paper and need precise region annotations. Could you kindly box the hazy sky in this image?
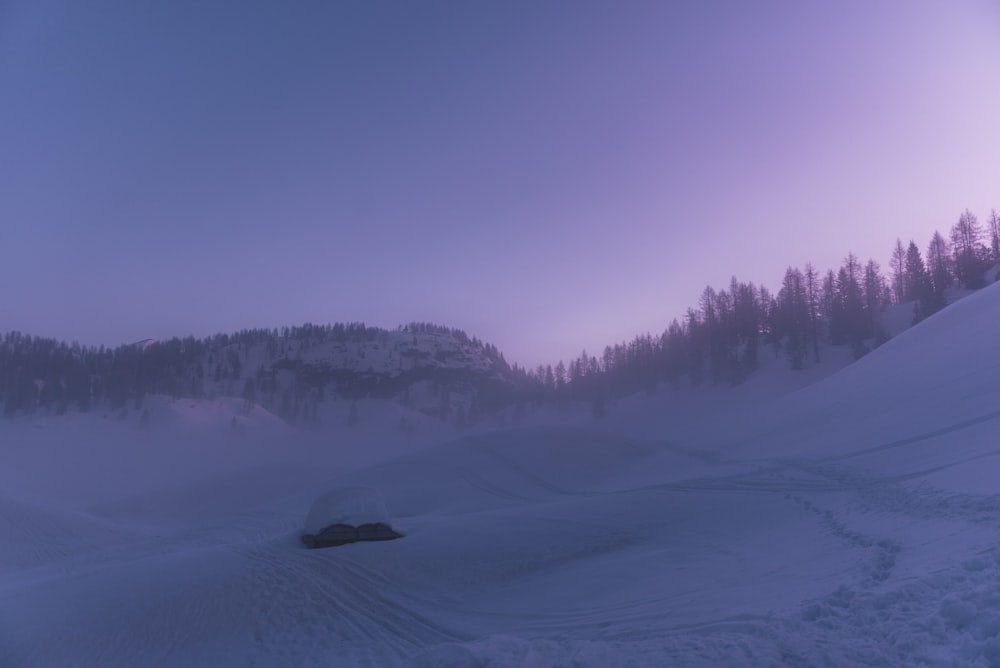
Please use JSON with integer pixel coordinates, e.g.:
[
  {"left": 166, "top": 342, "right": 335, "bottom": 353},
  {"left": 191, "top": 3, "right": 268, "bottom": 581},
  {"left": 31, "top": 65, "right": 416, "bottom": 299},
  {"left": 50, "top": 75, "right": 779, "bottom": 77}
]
[{"left": 2, "top": 1, "right": 998, "bottom": 367}]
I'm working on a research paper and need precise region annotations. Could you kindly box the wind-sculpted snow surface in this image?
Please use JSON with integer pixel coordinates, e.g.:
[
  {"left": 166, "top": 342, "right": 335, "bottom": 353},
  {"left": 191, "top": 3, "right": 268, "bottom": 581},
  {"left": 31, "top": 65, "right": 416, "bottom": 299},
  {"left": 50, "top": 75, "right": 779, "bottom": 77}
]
[{"left": 2, "top": 283, "right": 1000, "bottom": 666}]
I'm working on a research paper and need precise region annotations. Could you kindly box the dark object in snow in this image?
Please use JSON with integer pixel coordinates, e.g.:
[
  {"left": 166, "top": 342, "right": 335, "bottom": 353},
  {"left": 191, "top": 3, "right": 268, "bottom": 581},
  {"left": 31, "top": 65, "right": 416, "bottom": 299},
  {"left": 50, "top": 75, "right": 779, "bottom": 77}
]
[
  {"left": 301, "top": 522, "right": 403, "bottom": 549},
  {"left": 302, "top": 486, "right": 402, "bottom": 548}
]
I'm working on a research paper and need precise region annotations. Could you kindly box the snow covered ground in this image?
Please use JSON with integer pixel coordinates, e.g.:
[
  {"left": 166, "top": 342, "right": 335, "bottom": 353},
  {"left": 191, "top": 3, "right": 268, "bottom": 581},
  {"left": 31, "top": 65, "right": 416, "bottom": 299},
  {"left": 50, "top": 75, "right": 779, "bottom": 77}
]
[{"left": 2, "top": 285, "right": 1000, "bottom": 666}]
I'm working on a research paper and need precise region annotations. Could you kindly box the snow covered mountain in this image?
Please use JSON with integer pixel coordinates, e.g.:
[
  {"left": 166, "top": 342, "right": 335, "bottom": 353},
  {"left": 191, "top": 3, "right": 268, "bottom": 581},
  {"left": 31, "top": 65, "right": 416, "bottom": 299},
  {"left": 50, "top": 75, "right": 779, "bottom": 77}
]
[
  {"left": 0, "top": 323, "right": 529, "bottom": 427},
  {"left": 3, "top": 277, "right": 990, "bottom": 430},
  {"left": 258, "top": 323, "right": 524, "bottom": 421},
  {"left": 2, "top": 284, "right": 1000, "bottom": 666}
]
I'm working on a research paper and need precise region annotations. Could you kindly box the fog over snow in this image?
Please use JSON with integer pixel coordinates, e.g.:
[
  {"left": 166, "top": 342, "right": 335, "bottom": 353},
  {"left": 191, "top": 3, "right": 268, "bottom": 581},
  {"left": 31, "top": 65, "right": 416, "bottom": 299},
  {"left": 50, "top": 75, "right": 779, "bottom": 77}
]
[{"left": 1, "top": 281, "right": 999, "bottom": 667}]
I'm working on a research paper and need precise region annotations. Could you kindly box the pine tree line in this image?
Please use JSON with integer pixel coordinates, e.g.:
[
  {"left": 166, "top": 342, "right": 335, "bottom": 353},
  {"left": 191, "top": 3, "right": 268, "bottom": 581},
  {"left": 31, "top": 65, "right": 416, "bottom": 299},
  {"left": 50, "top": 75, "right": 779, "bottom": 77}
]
[
  {"left": 527, "top": 208, "right": 1000, "bottom": 408},
  {"left": 2, "top": 208, "right": 997, "bottom": 421},
  {"left": 0, "top": 322, "right": 529, "bottom": 419}
]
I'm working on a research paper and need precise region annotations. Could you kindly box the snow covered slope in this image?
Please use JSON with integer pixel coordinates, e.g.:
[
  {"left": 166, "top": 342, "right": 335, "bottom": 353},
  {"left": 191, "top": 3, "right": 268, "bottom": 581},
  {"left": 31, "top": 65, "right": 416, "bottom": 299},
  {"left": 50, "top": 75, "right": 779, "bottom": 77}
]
[
  {"left": 203, "top": 323, "right": 525, "bottom": 422},
  {"left": 1, "top": 285, "right": 1000, "bottom": 666}
]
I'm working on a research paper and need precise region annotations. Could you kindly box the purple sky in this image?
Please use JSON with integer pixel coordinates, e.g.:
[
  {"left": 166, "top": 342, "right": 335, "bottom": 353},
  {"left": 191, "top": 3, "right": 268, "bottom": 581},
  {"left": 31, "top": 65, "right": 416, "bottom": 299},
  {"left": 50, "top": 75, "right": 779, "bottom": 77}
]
[{"left": 2, "top": 1, "right": 998, "bottom": 367}]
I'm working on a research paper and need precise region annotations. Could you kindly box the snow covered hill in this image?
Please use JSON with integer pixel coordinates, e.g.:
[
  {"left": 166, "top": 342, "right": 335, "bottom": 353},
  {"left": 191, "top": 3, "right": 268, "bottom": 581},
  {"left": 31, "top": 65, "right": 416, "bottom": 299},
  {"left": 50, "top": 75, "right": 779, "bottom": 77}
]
[
  {"left": 1, "top": 284, "right": 1000, "bottom": 666},
  {"left": 258, "top": 324, "right": 523, "bottom": 422},
  {"left": 0, "top": 322, "right": 529, "bottom": 429}
]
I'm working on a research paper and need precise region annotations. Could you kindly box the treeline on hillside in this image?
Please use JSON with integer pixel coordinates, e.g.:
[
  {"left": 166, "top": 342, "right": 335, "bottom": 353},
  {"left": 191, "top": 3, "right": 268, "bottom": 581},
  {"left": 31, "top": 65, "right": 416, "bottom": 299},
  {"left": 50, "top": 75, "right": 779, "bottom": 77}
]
[
  {"left": 0, "top": 322, "right": 522, "bottom": 418},
  {"left": 523, "top": 208, "right": 1000, "bottom": 410},
  {"left": 2, "top": 209, "right": 997, "bottom": 422}
]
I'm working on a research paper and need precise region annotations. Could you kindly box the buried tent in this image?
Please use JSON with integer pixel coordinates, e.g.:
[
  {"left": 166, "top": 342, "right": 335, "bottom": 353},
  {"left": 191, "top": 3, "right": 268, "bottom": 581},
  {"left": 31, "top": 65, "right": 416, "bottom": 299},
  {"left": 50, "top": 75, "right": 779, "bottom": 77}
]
[{"left": 301, "top": 486, "right": 402, "bottom": 548}]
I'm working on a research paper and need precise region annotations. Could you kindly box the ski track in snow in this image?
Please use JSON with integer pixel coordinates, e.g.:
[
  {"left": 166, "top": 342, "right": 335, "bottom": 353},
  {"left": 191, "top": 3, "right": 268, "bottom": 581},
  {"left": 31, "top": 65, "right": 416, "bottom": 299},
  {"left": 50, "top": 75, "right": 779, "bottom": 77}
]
[
  {"left": 401, "top": 433, "right": 1000, "bottom": 667},
  {"left": 3, "top": 420, "right": 1000, "bottom": 668},
  {"left": 236, "top": 546, "right": 469, "bottom": 667},
  {"left": 4, "top": 430, "right": 1000, "bottom": 667}
]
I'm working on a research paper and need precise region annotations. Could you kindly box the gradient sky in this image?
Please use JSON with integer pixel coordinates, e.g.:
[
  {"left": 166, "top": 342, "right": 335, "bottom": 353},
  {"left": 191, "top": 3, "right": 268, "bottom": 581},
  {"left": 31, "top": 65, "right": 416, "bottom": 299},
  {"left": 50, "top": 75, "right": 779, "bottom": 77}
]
[{"left": 2, "top": 1, "right": 999, "bottom": 367}]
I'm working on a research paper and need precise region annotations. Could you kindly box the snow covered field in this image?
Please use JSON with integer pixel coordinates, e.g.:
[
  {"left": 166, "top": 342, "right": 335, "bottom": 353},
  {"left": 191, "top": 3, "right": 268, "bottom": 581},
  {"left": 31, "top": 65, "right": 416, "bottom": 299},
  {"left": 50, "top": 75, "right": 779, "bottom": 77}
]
[{"left": 2, "top": 285, "right": 1000, "bottom": 667}]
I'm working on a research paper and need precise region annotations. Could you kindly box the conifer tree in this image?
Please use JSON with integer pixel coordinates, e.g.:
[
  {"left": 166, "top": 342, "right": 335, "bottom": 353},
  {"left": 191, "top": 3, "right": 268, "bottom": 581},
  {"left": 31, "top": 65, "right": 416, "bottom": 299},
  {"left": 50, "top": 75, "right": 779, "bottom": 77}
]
[
  {"left": 803, "top": 264, "right": 821, "bottom": 363},
  {"left": 889, "top": 238, "right": 906, "bottom": 304},
  {"left": 903, "top": 241, "right": 929, "bottom": 302},
  {"left": 926, "top": 231, "right": 952, "bottom": 298},
  {"left": 951, "top": 210, "right": 987, "bottom": 288},
  {"left": 777, "top": 267, "right": 809, "bottom": 369},
  {"left": 862, "top": 259, "right": 886, "bottom": 336},
  {"left": 989, "top": 209, "right": 1000, "bottom": 263},
  {"left": 904, "top": 241, "right": 939, "bottom": 322},
  {"left": 685, "top": 308, "right": 705, "bottom": 387}
]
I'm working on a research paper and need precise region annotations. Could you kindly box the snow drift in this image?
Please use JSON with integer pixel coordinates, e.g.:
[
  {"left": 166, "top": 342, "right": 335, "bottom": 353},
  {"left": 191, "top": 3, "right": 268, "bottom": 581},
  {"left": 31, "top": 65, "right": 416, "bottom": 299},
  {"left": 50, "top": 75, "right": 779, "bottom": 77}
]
[{"left": 304, "top": 486, "right": 392, "bottom": 534}]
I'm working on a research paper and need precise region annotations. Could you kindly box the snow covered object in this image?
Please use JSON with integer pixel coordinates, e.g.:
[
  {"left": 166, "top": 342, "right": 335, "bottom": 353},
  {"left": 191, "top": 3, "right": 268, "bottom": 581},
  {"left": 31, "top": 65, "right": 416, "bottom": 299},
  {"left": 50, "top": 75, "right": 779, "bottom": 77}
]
[{"left": 301, "top": 486, "right": 402, "bottom": 548}]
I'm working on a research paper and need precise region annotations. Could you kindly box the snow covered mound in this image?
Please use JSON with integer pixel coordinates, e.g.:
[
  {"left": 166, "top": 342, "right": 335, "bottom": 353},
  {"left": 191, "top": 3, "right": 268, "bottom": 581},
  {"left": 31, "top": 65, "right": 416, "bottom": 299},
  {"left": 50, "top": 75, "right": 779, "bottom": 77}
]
[
  {"left": 304, "top": 486, "right": 392, "bottom": 534},
  {"left": 702, "top": 279, "right": 1000, "bottom": 466}
]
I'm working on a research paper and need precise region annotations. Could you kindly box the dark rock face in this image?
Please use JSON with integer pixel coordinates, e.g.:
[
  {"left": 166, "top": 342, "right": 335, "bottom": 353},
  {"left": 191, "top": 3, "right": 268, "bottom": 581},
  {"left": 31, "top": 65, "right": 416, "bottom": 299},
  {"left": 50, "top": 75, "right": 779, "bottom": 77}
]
[{"left": 301, "top": 522, "right": 403, "bottom": 549}]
